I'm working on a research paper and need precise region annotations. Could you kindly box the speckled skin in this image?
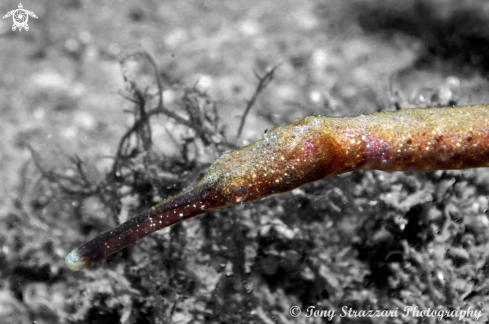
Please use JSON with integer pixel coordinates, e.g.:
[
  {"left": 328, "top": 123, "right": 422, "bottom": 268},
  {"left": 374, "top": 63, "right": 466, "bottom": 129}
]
[{"left": 65, "top": 105, "right": 489, "bottom": 270}]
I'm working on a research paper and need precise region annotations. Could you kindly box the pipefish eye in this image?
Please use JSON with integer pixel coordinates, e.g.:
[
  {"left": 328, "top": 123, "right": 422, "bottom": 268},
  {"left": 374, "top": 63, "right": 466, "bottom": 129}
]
[
  {"left": 233, "top": 185, "right": 248, "bottom": 202},
  {"left": 229, "top": 177, "right": 250, "bottom": 203}
]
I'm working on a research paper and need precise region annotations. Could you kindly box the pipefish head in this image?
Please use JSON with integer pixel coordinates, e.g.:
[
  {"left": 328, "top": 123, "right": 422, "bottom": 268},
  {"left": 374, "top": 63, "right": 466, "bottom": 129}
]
[
  {"left": 196, "top": 138, "right": 294, "bottom": 206},
  {"left": 64, "top": 116, "right": 347, "bottom": 270},
  {"left": 199, "top": 130, "right": 307, "bottom": 205},
  {"left": 199, "top": 116, "right": 345, "bottom": 205},
  {"left": 194, "top": 156, "right": 255, "bottom": 206}
]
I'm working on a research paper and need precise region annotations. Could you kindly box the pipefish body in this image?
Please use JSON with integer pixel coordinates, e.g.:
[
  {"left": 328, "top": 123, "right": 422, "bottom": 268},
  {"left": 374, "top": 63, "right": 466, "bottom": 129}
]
[{"left": 65, "top": 104, "right": 489, "bottom": 271}]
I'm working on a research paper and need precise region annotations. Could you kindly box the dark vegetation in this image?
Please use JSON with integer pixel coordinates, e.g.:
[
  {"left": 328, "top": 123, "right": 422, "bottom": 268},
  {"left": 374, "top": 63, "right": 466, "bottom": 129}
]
[{"left": 1, "top": 0, "right": 489, "bottom": 323}]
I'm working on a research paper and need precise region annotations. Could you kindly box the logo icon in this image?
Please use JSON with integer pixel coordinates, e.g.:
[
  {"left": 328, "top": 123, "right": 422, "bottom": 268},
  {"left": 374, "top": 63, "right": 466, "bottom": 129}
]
[{"left": 3, "top": 3, "right": 38, "bottom": 32}]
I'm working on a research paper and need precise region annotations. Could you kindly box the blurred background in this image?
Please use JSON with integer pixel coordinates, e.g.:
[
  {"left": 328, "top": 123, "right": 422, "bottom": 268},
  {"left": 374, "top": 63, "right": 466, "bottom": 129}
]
[{"left": 1, "top": 0, "right": 489, "bottom": 323}]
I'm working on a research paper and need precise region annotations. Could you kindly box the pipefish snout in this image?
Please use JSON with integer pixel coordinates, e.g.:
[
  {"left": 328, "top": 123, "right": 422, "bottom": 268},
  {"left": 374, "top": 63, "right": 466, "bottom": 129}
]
[{"left": 65, "top": 104, "right": 489, "bottom": 270}]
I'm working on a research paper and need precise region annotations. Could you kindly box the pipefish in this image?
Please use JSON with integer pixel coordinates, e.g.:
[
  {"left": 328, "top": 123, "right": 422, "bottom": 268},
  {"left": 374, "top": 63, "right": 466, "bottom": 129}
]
[{"left": 65, "top": 104, "right": 489, "bottom": 271}]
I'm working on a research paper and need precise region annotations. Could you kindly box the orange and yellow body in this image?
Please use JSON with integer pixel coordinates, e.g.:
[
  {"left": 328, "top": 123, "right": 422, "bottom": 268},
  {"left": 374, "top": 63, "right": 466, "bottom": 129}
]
[{"left": 65, "top": 105, "right": 489, "bottom": 270}]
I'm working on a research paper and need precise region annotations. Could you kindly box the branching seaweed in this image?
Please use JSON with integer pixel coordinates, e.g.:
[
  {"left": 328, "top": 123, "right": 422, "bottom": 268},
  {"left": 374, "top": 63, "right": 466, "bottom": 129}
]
[{"left": 236, "top": 63, "right": 281, "bottom": 139}]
